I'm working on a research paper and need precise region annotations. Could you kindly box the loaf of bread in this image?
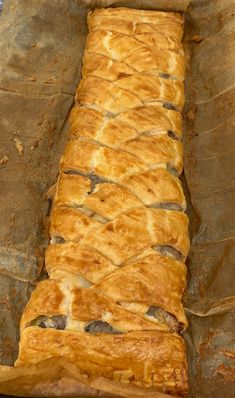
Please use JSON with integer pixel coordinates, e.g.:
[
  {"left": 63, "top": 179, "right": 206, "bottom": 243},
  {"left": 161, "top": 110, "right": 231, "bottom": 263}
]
[{"left": 15, "top": 8, "right": 189, "bottom": 397}]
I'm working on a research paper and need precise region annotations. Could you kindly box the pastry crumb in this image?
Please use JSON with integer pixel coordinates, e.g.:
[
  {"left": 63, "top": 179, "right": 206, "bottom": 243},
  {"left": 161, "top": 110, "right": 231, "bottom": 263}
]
[
  {"left": 0, "top": 155, "right": 9, "bottom": 165},
  {"left": 191, "top": 35, "right": 204, "bottom": 43},
  {"left": 14, "top": 138, "right": 24, "bottom": 155}
]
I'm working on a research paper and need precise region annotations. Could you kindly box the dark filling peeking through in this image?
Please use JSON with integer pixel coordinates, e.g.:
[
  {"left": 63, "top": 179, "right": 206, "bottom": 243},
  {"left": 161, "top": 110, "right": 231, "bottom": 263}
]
[
  {"left": 163, "top": 102, "right": 178, "bottom": 111},
  {"left": 51, "top": 236, "right": 65, "bottom": 244},
  {"left": 153, "top": 202, "right": 183, "bottom": 211},
  {"left": 64, "top": 170, "right": 107, "bottom": 195},
  {"left": 84, "top": 320, "right": 122, "bottom": 334},
  {"left": 167, "top": 131, "right": 178, "bottom": 140},
  {"left": 159, "top": 73, "right": 170, "bottom": 79},
  {"left": 167, "top": 164, "right": 178, "bottom": 176},
  {"left": 152, "top": 245, "right": 183, "bottom": 261},
  {"left": 28, "top": 315, "right": 66, "bottom": 330},
  {"left": 87, "top": 174, "right": 107, "bottom": 195},
  {"left": 146, "top": 306, "right": 183, "bottom": 333}
]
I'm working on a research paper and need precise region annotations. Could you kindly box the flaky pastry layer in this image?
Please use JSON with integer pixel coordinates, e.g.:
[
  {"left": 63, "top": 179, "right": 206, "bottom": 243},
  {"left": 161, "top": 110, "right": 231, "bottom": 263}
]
[{"left": 16, "top": 328, "right": 188, "bottom": 396}]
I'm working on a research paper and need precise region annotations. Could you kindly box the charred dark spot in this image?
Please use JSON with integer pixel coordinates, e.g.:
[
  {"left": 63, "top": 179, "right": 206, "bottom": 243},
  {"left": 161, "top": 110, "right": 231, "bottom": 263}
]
[
  {"left": 146, "top": 306, "right": 183, "bottom": 333},
  {"left": 85, "top": 320, "right": 122, "bottom": 334},
  {"left": 28, "top": 315, "right": 66, "bottom": 330},
  {"left": 163, "top": 102, "right": 177, "bottom": 111}
]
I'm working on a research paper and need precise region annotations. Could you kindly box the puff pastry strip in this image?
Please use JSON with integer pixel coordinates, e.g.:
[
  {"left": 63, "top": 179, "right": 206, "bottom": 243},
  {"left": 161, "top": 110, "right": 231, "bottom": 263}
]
[
  {"left": 45, "top": 242, "right": 117, "bottom": 284},
  {"left": 44, "top": 248, "right": 187, "bottom": 330},
  {"left": 80, "top": 75, "right": 184, "bottom": 111},
  {"left": 76, "top": 76, "right": 184, "bottom": 112},
  {"left": 60, "top": 139, "right": 183, "bottom": 177},
  {"left": 20, "top": 279, "right": 167, "bottom": 333},
  {"left": 69, "top": 105, "right": 182, "bottom": 142},
  {"left": 87, "top": 8, "right": 184, "bottom": 42},
  {"left": 85, "top": 31, "right": 185, "bottom": 80},
  {"left": 85, "top": 9, "right": 185, "bottom": 81},
  {"left": 50, "top": 206, "right": 189, "bottom": 263},
  {"left": 54, "top": 171, "right": 186, "bottom": 215}
]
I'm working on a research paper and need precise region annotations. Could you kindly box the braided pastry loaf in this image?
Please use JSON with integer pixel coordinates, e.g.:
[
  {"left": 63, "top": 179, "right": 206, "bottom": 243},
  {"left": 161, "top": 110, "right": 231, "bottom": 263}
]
[{"left": 16, "top": 8, "right": 189, "bottom": 397}]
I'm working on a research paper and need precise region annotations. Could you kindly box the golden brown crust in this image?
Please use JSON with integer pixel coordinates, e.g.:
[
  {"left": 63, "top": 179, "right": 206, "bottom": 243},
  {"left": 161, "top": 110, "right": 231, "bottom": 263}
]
[
  {"left": 76, "top": 76, "right": 143, "bottom": 114},
  {"left": 50, "top": 206, "right": 100, "bottom": 242},
  {"left": 69, "top": 105, "right": 182, "bottom": 144},
  {"left": 94, "top": 253, "right": 187, "bottom": 329},
  {"left": 20, "top": 280, "right": 168, "bottom": 333},
  {"left": 49, "top": 205, "right": 189, "bottom": 263},
  {"left": 81, "top": 208, "right": 189, "bottom": 265},
  {"left": 60, "top": 136, "right": 182, "bottom": 181},
  {"left": 71, "top": 288, "right": 168, "bottom": 332},
  {"left": 82, "top": 52, "right": 140, "bottom": 82},
  {"left": 60, "top": 140, "right": 97, "bottom": 175},
  {"left": 20, "top": 280, "right": 66, "bottom": 331},
  {"left": 69, "top": 106, "right": 106, "bottom": 142},
  {"left": 117, "top": 105, "right": 182, "bottom": 137},
  {"left": 44, "top": 244, "right": 187, "bottom": 329},
  {"left": 119, "top": 135, "right": 183, "bottom": 174},
  {"left": 0, "top": 358, "right": 181, "bottom": 398},
  {"left": 85, "top": 8, "right": 185, "bottom": 82},
  {"left": 45, "top": 242, "right": 117, "bottom": 284},
  {"left": 16, "top": 328, "right": 188, "bottom": 396},
  {"left": 121, "top": 168, "right": 186, "bottom": 209},
  {"left": 60, "top": 140, "right": 148, "bottom": 180},
  {"left": 90, "top": 376, "right": 184, "bottom": 398},
  {"left": 13, "top": 7, "right": 189, "bottom": 397},
  {"left": 87, "top": 8, "right": 184, "bottom": 43},
  {"left": 53, "top": 171, "right": 186, "bottom": 219},
  {"left": 115, "top": 74, "right": 185, "bottom": 108},
  {"left": 81, "top": 71, "right": 185, "bottom": 109},
  {"left": 83, "top": 182, "right": 142, "bottom": 219},
  {"left": 85, "top": 31, "right": 185, "bottom": 80},
  {"left": 54, "top": 173, "right": 91, "bottom": 207}
]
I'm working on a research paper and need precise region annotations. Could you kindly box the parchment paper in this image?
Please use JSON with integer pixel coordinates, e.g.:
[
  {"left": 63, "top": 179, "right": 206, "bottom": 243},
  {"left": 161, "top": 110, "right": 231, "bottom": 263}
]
[
  {"left": 0, "top": 0, "right": 234, "bottom": 397},
  {"left": 183, "top": 0, "right": 235, "bottom": 396}
]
